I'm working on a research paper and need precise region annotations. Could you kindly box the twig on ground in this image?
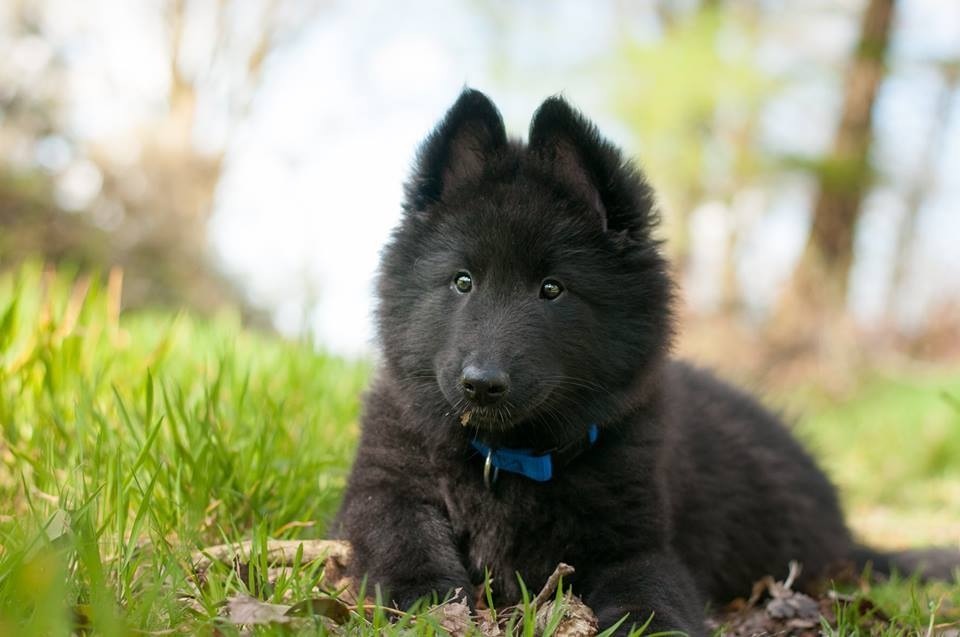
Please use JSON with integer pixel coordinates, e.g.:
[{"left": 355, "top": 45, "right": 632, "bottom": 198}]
[
  {"left": 532, "top": 563, "right": 575, "bottom": 608},
  {"left": 191, "top": 538, "right": 351, "bottom": 571}
]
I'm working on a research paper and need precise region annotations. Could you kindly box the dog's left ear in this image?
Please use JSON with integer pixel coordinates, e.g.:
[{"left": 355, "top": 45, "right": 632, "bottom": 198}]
[
  {"left": 529, "top": 97, "right": 607, "bottom": 230},
  {"left": 405, "top": 89, "right": 507, "bottom": 211},
  {"left": 529, "top": 96, "right": 654, "bottom": 235}
]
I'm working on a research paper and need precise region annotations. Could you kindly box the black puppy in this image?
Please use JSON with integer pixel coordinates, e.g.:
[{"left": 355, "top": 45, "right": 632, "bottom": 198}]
[{"left": 334, "top": 89, "right": 956, "bottom": 635}]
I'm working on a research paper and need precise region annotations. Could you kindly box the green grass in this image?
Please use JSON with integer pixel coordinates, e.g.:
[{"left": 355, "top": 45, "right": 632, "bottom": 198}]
[
  {"left": 0, "top": 263, "right": 957, "bottom": 636},
  {"left": 784, "top": 369, "right": 960, "bottom": 548},
  {"left": 0, "top": 264, "right": 367, "bottom": 635}
]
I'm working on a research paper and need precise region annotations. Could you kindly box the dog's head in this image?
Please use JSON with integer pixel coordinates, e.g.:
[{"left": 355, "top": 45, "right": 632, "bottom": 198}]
[{"left": 376, "top": 89, "right": 673, "bottom": 444}]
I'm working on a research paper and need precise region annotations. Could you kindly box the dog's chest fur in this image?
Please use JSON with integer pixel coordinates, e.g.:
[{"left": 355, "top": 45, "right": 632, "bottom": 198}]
[
  {"left": 440, "top": 475, "right": 559, "bottom": 601},
  {"left": 432, "top": 436, "right": 662, "bottom": 604}
]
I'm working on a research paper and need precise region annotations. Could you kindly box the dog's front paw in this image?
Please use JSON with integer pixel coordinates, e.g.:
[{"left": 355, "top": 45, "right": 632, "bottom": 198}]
[{"left": 385, "top": 579, "right": 474, "bottom": 614}]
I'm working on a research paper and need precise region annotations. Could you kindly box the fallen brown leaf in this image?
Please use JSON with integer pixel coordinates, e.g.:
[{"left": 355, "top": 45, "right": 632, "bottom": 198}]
[
  {"left": 428, "top": 590, "right": 472, "bottom": 637},
  {"left": 224, "top": 594, "right": 292, "bottom": 625},
  {"left": 535, "top": 591, "right": 599, "bottom": 637},
  {"left": 706, "top": 561, "right": 899, "bottom": 637}
]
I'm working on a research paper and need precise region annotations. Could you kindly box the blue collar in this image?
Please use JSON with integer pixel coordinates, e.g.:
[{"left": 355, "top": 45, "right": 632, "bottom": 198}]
[{"left": 470, "top": 424, "right": 599, "bottom": 486}]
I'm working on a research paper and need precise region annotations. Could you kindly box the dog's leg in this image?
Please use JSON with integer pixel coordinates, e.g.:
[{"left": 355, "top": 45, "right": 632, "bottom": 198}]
[
  {"left": 336, "top": 422, "right": 474, "bottom": 612},
  {"left": 580, "top": 551, "right": 705, "bottom": 637}
]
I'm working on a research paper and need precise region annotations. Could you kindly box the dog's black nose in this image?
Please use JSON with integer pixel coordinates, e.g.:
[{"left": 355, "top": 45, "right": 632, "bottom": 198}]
[{"left": 461, "top": 365, "right": 509, "bottom": 406}]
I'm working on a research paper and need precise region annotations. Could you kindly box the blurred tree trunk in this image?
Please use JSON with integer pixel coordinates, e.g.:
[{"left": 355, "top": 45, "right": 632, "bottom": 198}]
[
  {"left": 92, "top": 0, "right": 315, "bottom": 314},
  {"left": 886, "top": 61, "right": 959, "bottom": 326},
  {"left": 131, "top": 0, "right": 271, "bottom": 247},
  {"left": 1, "top": 0, "right": 320, "bottom": 317},
  {"left": 770, "top": 0, "right": 895, "bottom": 355},
  {"left": 718, "top": 105, "right": 761, "bottom": 316}
]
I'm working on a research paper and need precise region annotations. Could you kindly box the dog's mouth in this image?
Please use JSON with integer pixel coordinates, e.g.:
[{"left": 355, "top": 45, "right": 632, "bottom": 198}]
[
  {"left": 453, "top": 389, "right": 554, "bottom": 432},
  {"left": 457, "top": 405, "right": 515, "bottom": 431}
]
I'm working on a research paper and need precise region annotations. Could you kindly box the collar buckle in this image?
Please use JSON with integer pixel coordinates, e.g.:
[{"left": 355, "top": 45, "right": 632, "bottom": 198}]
[{"left": 483, "top": 450, "right": 499, "bottom": 490}]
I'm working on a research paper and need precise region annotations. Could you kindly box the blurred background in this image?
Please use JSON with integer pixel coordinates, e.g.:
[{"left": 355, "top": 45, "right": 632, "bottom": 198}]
[{"left": 2, "top": 0, "right": 959, "bottom": 376}]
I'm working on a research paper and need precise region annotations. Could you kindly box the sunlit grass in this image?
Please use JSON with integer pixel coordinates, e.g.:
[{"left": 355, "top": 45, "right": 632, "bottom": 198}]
[
  {"left": 0, "top": 262, "right": 957, "bottom": 636},
  {"left": 0, "top": 263, "right": 367, "bottom": 635},
  {"left": 785, "top": 370, "right": 960, "bottom": 547}
]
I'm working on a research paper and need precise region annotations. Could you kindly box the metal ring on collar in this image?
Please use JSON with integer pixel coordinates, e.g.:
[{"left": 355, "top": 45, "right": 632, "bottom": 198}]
[{"left": 483, "top": 450, "right": 499, "bottom": 489}]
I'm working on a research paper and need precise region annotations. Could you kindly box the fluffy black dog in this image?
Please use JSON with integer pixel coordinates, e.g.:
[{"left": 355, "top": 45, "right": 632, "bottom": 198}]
[{"left": 334, "top": 89, "right": 955, "bottom": 635}]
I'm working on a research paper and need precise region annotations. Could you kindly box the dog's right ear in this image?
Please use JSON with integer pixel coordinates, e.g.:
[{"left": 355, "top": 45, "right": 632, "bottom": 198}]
[{"left": 405, "top": 89, "right": 507, "bottom": 210}]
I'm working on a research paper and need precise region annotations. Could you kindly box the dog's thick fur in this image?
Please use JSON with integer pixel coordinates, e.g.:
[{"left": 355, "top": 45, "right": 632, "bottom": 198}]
[{"left": 334, "top": 90, "right": 957, "bottom": 635}]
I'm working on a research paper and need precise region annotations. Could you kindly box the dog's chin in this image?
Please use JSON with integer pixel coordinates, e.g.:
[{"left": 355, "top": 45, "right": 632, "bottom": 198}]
[
  {"left": 451, "top": 390, "right": 555, "bottom": 432},
  {"left": 455, "top": 405, "right": 516, "bottom": 431}
]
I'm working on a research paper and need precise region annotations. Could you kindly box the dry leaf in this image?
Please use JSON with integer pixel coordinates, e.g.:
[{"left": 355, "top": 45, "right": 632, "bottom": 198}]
[
  {"left": 475, "top": 608, "right": 503, "bottom": 637},
  {"left": 224, "top": 594, "right": 292, "bottom": 625},
  {"left": 766, "top": 591, "right": 820, "bottom": 621},
  {"left": 429, "top": 591, "right": 472, "bottom": 637},
  {"left": 535, "top": 591, "right": 598, "bottom": 637},
  {"left": 705, "top": 562, "right": 900, "bottom": 637}
]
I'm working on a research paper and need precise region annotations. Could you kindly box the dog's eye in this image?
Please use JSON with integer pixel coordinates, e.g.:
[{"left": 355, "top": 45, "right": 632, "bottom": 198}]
[
  {"left": 540, "top": 279, "right": 563, "bottom": 300},
  {"left": 453, "top": 272, "right": 473, "bottom": 293}
]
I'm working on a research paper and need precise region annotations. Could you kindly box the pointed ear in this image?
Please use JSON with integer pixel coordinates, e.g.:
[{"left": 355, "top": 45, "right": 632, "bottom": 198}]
[
  {"left": 530, "top": 96, "right": 656, "bottom": 236},
  {"left": 529, "top": 96, "right": 608, "bottom": 230},
  {"left": 405, "top": 89, "right": 507, "bottom": 210}
]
